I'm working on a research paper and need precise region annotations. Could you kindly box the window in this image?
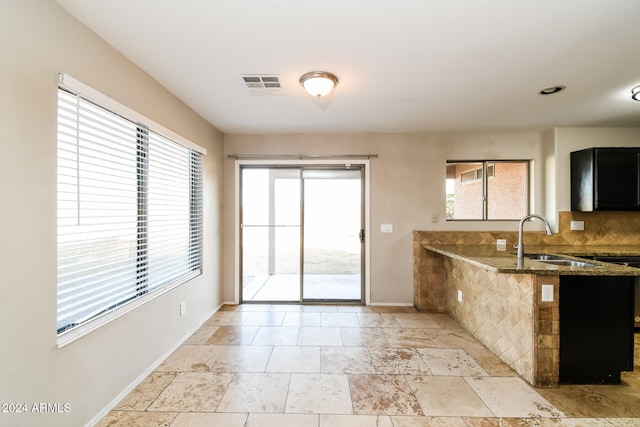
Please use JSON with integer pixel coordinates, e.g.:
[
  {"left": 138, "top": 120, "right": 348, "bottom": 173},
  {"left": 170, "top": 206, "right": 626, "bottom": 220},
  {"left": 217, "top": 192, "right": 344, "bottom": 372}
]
[
  {"left": 446, "top": 160, "right": 529, "bottom": 220},
  {"left": 56, "top": 77, "right": 203, "bottom": 341}
]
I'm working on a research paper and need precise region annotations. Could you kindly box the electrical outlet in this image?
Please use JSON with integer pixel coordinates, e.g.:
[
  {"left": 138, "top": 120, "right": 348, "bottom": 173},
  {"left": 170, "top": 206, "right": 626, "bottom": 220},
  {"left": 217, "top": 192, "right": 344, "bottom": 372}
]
[
  {"left": 496, "top": 239, "right": 507, "bottom": 251},
  {"left": 431, "top": 213, "right": 439, "bottom": 223},
  {"left": 541, "top": 285, "right": 554, "bottom": 302},
  {"left": 180, "top": 301, "right": 186, "bottom": 316},
  {"left": 570, "top": 220, "right": 584, "bottom": 231},
  {"left": 457, "top": 290, "right": 463, "bottom": 303}
]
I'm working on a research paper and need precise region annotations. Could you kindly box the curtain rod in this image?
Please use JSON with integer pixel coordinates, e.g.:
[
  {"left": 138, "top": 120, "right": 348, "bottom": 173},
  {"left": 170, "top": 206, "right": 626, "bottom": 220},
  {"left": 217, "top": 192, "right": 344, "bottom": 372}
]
[{"left": 227, "top": 154, "right": 378, "bottom": 160}]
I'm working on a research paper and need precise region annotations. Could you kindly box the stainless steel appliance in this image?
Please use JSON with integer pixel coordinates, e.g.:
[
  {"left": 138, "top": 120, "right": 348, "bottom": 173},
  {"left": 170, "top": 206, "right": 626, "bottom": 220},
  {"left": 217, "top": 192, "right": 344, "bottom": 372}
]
[{"left": 593, "top": 256, "right": 640, "bottom": 329}]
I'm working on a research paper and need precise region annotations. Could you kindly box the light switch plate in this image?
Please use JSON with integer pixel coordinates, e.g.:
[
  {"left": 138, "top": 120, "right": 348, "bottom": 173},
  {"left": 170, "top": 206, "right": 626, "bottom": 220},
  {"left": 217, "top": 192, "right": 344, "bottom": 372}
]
[{"left": 381, "top": 224, "right": 393, "bottom": 233}]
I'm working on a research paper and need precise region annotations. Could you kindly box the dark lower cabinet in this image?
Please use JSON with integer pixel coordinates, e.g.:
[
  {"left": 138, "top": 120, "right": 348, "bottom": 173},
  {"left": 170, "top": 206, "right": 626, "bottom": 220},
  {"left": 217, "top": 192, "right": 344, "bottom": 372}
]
[{"left": 559, "top": 275, "right": 635, "bottom": 384}]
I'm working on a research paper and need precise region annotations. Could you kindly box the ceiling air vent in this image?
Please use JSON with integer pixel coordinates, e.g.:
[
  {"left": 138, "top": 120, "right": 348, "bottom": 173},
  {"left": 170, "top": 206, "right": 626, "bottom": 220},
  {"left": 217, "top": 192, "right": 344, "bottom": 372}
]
[{"left": 242, "top": 75, "right": 283, "bottom": 94}]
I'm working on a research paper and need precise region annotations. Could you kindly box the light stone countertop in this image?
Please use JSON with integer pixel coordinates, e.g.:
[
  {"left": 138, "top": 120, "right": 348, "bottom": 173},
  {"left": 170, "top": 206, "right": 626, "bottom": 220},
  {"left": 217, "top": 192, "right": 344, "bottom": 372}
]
[{"left": 421, "top": 243, "right": 640, "bottom": 276}]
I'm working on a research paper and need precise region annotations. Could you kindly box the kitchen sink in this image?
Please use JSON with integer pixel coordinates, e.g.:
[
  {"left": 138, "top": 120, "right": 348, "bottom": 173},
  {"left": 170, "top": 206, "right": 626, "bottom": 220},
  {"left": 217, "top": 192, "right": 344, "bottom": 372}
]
[
  {"left": 538, "top": 259, "right": 601, "bottom": 267},
  {"left": 524, "top": 254, "right": 567, "bottom": 261},
  {"left": 523, "top": 253, "right": 601, "bottom": 268}
]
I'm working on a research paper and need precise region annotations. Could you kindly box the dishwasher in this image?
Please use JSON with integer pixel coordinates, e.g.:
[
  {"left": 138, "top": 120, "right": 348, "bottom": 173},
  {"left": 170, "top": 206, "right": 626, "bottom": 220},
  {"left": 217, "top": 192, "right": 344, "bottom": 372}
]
[{"left": 592, "top": 256, "right": 640, "bottom": 330}]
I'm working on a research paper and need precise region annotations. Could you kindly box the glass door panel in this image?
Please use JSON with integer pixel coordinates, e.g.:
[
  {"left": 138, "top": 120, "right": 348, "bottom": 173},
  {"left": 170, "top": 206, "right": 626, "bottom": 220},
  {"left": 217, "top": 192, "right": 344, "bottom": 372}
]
[
  {"left": 241, "top": 168, "right": 300, "bottom": 302},
  {"left": 302, "top": 168, "right": 363, "bottom": 301}
]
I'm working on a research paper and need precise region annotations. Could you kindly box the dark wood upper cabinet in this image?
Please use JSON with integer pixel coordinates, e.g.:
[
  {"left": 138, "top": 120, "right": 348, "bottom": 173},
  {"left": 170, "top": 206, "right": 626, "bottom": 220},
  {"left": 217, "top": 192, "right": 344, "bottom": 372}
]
[{"left": 571, "top": 147, "right": 640, "bottom": 211}]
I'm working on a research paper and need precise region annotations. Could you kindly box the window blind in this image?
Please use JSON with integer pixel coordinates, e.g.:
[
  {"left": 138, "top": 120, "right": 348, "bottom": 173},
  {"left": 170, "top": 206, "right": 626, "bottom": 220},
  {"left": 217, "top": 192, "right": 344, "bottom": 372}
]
[{"left": 56, "top": 86, "right": 202, "bottom": 337}]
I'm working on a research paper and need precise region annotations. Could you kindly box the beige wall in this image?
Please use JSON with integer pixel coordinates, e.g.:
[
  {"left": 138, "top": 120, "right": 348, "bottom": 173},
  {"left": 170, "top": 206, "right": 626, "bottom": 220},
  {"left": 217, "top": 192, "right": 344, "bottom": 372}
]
[
  {"left": 3, "top": 2, "right": 640, "bottom": 425},
  {"left": 223, "top": 132, "right": 546, "bottom": 306},
  {"left": 541, "top": 129, "right": 557, "bottom": 227},
  {"left": 0, "top": 1, "right": 223, "bottom": 426},
  {"left": 223, "top": 129, "right": 640, "bottom": 305}
]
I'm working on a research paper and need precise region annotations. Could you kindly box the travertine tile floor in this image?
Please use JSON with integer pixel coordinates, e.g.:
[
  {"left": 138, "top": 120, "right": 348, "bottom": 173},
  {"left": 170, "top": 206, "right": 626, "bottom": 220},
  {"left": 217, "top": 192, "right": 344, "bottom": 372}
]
[{"left": 98, "top": 304, "right": 640, "bottom": 426}]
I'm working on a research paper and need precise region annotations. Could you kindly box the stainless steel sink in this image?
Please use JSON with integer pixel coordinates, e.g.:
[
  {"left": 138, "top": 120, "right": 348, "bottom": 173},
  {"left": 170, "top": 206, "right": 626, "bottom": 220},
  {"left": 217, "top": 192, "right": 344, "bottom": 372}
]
[
  {"left": 523, "top": 254, "right": 601, "bottom": 268},
  {"left": 524, "top": 254, "right": 567, "bottom": 261},
  {"left": 537, "top": 259, "right": 600, "bottom": 267}
]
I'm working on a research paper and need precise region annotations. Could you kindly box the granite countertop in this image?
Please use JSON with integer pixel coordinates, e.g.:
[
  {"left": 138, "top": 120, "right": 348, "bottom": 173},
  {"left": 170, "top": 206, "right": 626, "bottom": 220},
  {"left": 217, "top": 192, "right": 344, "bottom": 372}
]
[{"left": 422, "top": 243, "right": 640, "bottom": 276}]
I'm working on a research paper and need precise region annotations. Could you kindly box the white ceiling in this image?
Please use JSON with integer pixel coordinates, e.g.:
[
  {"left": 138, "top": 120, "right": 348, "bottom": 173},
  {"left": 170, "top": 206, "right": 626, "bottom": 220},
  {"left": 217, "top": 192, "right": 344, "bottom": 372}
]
[{"left": 55, "top": 0, "right": 640, "bottom": 134}]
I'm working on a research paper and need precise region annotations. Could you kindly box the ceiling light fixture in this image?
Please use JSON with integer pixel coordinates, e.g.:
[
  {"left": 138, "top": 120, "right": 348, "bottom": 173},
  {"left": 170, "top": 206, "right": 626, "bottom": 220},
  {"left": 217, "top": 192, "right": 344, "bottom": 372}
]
[
  {"left": 632, "top": 85, "right": 640, "bottom": 102},
  {"left": 300, "top": 71, "right": 338, "bottom": 97}
]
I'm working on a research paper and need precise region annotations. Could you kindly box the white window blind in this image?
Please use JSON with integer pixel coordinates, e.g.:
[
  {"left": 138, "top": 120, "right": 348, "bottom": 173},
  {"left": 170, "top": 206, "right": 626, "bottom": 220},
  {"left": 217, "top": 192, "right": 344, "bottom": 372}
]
[{"left": 56, "top": 85, "right": 203, "bottom": 338}]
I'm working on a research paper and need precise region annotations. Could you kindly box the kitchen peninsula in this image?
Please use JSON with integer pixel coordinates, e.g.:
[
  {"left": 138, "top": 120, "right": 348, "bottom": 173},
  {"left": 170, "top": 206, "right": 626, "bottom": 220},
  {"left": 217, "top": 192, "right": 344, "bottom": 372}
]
[{"left": 413, "top": 212, "right": 640, "bottom": 388}]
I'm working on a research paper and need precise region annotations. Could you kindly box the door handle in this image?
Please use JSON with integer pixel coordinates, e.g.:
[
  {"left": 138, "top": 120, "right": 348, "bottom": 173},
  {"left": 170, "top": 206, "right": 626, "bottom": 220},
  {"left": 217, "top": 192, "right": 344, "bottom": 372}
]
[{"left": 359, "top": 229, "right": 365, "bottom": 243}]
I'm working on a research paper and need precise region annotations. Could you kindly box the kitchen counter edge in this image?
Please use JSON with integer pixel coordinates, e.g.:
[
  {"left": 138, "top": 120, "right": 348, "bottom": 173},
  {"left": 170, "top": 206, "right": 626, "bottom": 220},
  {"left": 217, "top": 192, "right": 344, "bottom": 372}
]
[{"left": 421, "top": 244, "right": 640, "bottom": 276}]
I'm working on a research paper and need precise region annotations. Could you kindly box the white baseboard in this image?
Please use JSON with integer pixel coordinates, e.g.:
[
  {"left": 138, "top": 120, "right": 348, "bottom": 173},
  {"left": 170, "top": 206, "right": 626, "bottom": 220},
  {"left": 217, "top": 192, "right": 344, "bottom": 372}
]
[
  {"left": 85, "top": 303, "right": 222, "bottom": 427},
  {"left": 220, "top": 301, "right": 413, "bottom": 307},
  {"left": 368, "top": 302, "right": 414, "bottom": 307}
]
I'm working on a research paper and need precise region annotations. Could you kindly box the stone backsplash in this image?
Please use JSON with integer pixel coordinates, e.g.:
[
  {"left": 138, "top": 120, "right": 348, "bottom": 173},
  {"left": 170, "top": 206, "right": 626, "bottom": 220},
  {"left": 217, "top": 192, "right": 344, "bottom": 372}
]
[
  {"left": 415, "top": 211, "right": 640, "bottom": 249},
  {"left": 557, "top": 211, "right": 640, "bottom": 245},
  {"left": 413, "top": 211, "right": 640, "bottom": 313},
  {"left": 412, "top": 210, "right": 639, "bottom": 387}
]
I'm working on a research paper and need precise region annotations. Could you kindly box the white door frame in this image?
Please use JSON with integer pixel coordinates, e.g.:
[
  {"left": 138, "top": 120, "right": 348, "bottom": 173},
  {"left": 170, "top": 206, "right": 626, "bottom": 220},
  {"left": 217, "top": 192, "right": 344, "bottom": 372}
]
[{"left": 234, "top": 159, "right": 371, "bottom": 305}]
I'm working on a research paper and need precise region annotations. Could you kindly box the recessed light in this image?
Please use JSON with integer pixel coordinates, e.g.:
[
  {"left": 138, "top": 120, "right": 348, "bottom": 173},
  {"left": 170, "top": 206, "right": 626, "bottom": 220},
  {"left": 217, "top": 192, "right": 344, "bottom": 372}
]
[{"left": 539, "top": 86, "right": 566, "bottom": 95}]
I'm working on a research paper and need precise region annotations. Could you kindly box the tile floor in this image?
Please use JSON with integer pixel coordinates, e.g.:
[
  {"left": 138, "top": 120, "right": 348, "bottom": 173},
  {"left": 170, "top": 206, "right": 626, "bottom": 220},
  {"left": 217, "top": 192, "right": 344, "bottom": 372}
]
[
  {"left": 242, "top": 274, "right": 361, "bottom": 301},
  {"left": 97, "top": 304, "right": 640, "bottom": 426}
]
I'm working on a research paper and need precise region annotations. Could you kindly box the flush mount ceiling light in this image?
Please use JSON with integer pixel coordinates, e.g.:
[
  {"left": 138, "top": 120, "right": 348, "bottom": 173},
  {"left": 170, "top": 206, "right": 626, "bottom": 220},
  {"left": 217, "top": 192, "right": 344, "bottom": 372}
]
[
  {"left": 300, "top": 71, "right": 338, "bottom": 97},
  {"left": 632, "top": 85, "right": 640, "bottom": 101},
  {"left": 539, "top": 85, "right": 566, "bottom": 95}
]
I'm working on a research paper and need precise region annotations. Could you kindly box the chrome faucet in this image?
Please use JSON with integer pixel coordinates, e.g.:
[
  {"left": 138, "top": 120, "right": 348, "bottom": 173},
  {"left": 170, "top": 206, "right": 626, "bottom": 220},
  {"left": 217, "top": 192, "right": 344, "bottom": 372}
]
[{"left": 515, "top": 214, "right": 553, "bottom": 268}]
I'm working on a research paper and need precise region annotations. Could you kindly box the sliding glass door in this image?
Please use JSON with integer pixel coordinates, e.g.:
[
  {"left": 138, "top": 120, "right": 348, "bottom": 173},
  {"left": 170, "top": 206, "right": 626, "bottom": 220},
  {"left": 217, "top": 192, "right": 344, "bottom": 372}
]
[{"left": 240, "top": 165, "right": 364, "bottom": 303}]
